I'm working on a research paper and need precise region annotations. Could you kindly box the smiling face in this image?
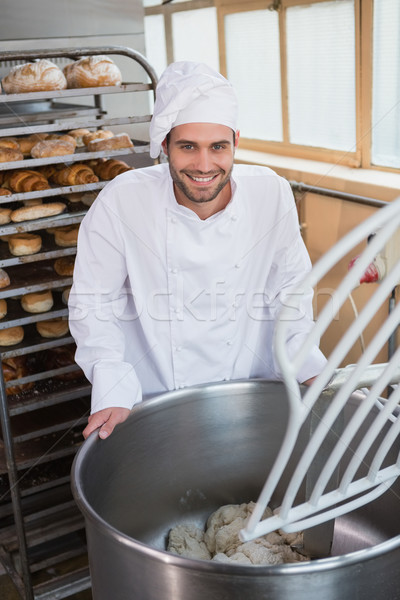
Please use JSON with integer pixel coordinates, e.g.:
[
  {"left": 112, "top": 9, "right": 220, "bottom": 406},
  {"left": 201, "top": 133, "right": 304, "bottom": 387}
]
[{"left": 162, "top": 122, "right": 239, "bottom": 219}]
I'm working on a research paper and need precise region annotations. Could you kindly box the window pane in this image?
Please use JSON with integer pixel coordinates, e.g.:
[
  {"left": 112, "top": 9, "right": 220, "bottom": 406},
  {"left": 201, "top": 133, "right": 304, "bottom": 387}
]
[
  {"left": 224, "top": 10, "right": 282, "bottom": 141},
  {"left": 286, "top": 0, "right": 356, "bottom": 151},
  {"left": 172, "top": 8, "right": 219, "bottom": 70},
  {"left": 144, "top": 14, "right": 167, "bottom": 79},
  {"left": 372, "top": 0, "right": 400, "bottom": 168}
]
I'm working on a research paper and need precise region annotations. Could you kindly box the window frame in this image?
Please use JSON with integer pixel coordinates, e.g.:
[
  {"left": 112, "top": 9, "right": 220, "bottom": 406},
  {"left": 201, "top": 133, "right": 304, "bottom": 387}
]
[{"left": 144, "top": 0, "right": 399, "bottom": 174}]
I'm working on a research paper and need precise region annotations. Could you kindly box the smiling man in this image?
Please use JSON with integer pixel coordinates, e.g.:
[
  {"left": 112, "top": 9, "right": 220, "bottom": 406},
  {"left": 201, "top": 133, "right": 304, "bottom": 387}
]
[{"left": 69, "top": 61, "right": 326, "bottom": 440}]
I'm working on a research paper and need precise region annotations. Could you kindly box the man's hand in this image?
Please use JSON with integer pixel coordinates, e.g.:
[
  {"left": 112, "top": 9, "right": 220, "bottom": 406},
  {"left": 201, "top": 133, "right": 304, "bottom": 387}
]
[{"left": 83, "top": 407, "right": 131, "bottom": 440}]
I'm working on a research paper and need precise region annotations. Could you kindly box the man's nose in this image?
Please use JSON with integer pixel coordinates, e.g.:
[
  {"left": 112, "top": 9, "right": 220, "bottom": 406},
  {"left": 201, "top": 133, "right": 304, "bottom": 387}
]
[{"left": 195, "top": 149, "right": 213, "bottom": 172}]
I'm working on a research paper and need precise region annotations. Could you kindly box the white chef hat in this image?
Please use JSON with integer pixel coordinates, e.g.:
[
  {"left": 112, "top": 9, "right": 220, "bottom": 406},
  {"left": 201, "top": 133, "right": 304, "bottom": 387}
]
[{"left": 149, "top": 61, "right": 238, "bottom": 158}]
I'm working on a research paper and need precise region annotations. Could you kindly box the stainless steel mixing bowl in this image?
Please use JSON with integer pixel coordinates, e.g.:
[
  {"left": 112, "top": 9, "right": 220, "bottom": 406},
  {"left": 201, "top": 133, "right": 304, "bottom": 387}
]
[{"left": 71, "top": 380, "right": 400, "bottom": 599}]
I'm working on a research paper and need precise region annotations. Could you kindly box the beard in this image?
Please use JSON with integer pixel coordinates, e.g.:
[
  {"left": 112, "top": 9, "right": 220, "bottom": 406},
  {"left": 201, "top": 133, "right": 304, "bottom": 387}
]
[{"left": 169, "top": 162, "right": 233, "bottom": 205}]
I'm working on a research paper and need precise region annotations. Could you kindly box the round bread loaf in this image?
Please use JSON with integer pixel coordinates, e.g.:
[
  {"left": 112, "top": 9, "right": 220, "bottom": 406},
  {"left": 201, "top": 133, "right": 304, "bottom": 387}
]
[
  {"left": 82, "top": 130, "right": 114, "bottom": 146},
  {"left": 0, "top": 326, "right": 24, "bottom": 346},
  {"left": 1, "top": 60, "right": 67, "bottom": 94},
  {"left": 0, "top": 138, "right": 20, "bottom": 150},
  {"left": 54, "top": 225, "right": 79, "bottom": 247},
  {"left": 0, "top": 299, "right": 7, "bottom": 319},
  {"left": 63, "top": 56, "right": 122, "bottom": 88},
  {"left": 0, "top": 269, "right": 10, "bottom": 288},
  {"left": 18, "top": 134, "right": 49, "bottom": 156},
  {"left": 8, "top": 233, "right": 42, "bottom": 256},
  {"left": 30, "top": 139, "right": 75, "bottom": 158},
  {"left": 62, "top": 287, "right": 71, "bottom": 305},
  {"left": 87, "top": 133, "right": 133, "bottom": 153},
  {"left": 36, "top": 318, "right": 69, "bottom": 338},
  {"left": 0, "top": 207, "right": 12, "bottom": 223},
  {"left": 67, "top": 128, "right": 91, "bottom": 147},
  {"left": 11, "top": 201, "right": 66, "bottom": 223},
  {"left": 0, "top": 147, "right": 23, "bottom": 163},
  {"left": 21, "top": 289, "right": 53, "bottom": 313},
  {"left": 54, "top": 255, "right": 75, "bottom": 276},
  {"left": 45, "top": 134, "right": 77, "bottom": 149}
]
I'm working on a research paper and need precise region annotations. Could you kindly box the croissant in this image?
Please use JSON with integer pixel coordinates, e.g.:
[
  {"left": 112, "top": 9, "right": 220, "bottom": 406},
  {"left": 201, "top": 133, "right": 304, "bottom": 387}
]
[
  {"left": 8, "top": 170, "right": 50, "bottom": 193},
  {"left": 93, "top": 158, "right": 132, "bottom": 180},
  {"left": 50, "top": 163, "right": 99, "bottom": 186}
]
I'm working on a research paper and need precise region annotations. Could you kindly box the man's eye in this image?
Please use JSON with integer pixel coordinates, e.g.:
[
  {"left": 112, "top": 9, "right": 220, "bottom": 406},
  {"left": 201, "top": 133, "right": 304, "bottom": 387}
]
[
  {"left": 180, "top": 144, "right": 193, "bottom": 150},
  {"left": 213, "top": 144, "right": 225, "bottom": 150}
]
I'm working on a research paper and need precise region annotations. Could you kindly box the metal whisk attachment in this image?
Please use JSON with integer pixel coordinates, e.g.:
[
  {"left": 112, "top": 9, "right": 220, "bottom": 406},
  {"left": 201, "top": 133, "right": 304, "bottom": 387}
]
[{"left": 241, "top": 196, "right": 400, "bottom": 543}]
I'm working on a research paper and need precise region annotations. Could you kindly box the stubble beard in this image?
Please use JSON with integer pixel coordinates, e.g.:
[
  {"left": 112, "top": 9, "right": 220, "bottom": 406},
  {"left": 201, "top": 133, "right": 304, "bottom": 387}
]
[{"left": 169, "top": 163, "right": 233, "bottom": 204}]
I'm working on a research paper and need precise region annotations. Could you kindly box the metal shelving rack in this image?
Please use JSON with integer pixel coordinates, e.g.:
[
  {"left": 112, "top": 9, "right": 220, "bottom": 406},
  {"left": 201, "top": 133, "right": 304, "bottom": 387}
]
[{"left": 0, "top": 46, "right": 157, "bottom": 600}]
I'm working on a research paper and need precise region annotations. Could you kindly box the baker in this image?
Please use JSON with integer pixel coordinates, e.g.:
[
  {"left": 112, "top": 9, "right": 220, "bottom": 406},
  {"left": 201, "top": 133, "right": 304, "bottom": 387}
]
[{"left": 69, "top": 61, "right": 326, "bottom": 440}]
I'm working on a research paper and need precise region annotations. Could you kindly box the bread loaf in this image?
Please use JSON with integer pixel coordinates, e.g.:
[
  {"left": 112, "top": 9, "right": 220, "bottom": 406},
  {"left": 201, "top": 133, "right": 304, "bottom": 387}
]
[
  {"left": 18, "top": 134, "right": 49, "bottom": 156},
  {"left": 82, "top": 130, "right": 114, "bottom": 146},
  {"left": 0, "top": 138, "right": 20, "bottom": 150},
  {"left": 0, "top": 326, "right": 24, "bottom": 346},
  {"left": 0, "top": 269, "right": 10, "bottom": 288},
  {"left": 50, "top": 163, "right": 98, "bottom": 186},
  {"left": 36, "top": 318, "right": 69, "bottom": 338},
  {"left": 8, "top": 233, "right": 42, "bottom": 256},
  {"left": 1, "top": 60, "right": 67, "bottom": 94},
  {"left": 0, "top": 147, "right": 23, "bottom": 163},
  {"left": 11, "top": 201, "right": 66, "bottom": 223},
  {"left": 0, "top": 299, "right": 7, "bottom": 319},
  {"left": 45, "top": 133, "right": 77, "bottom": 149},
  {"left": 93, "top": 158, "right": 132, "bottom": 180},
  {"left": 54, "top": 225, "right": 79, "bottom": 247},
  {"left": 31, "top": 139, "right": 75, "bottom": 158},
  {"left": 21, "top": 290, "right": 53, "bottom": 313},
  {"left": 87, "top": 133, "right": 133, "bottom": 153},
  {"left": 0, "top": 208, "right": 11, "bottom": 225},
  {"left": 54, "top": 255, "right": 75, "bottom": 276},
  {"left": 8, "top": 170, "right": 50, "bottom": 193},
  {"left": 67, "top": 128, "right": 91, "bottom": 147},
  {"left": 63, "top": 56, "right": 122, "bottom": 88},
  {"left": 62, "top": 287, "right": 71, "bottom": 304}
]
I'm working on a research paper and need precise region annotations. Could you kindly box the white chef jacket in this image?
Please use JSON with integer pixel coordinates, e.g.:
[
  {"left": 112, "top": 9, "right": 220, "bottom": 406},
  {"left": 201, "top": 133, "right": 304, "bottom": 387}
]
[{"left": 68, "top": 163, "right": 326, "bottom": 414}]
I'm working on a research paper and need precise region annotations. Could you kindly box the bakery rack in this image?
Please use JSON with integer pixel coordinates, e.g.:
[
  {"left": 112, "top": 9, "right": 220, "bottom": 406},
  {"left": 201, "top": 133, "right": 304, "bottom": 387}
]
[{"left": 0, "top": 46, "right": 157, "bottom": 599}]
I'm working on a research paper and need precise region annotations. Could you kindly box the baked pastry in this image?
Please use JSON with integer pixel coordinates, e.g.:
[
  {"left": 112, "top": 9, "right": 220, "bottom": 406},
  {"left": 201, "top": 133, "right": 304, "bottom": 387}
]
[
  {"left": 2, "top": 355, "right": 34, "bottom": 394},
  {"left": 0, "top": 208, "right": 11, "bottom": 225},
  {"left": 0, "top": 299, "right": 7, "bottom": 319},
  {"left": 31, "top": 139, "right": 75, "bottom": 158},
  {"left": 87, "top": 133, "right": 133, "bottom": 153},
  {"left": 0, "top": 189, "right": 12, "bottom": 197},
  {"left": 0, "top": 138, "right": 20, "bottom": 150},
  {"left": 54, "top": 255, "right": 75, "bottom": 276},
  {"left": 1, "top": 60, "right": 67, "bottom": 94},
  {"left": 93, "top": 158, "right": 132, "bottom": 180},
  {"left": 63, "top": 56, "right": 122, "bottom": 88},
  {"left": 0, "top": 147, "right": 23, "bottom": 163},
  {"left": 54, "top": 225, "right": 79, "bottom": 247},
  {"left": 82, "top": 130, "right": 114, "bottom": 146},
  {"left": 50, "top": 163, "right": 98, "bottom": 186},
  {"left": 21, "top": 290, "right": 53, "bottom": 313},
  {"left": 8, "top": 170, "right": 50, "bottom": 193},
  {"left": 0, "top": 326, "right": 24, "bottom": 346},
  {"left": 0, "top": 269, "right": 10, "bottom": 288},
  {"left": 36, "top": 318, "right": 69, "bottom": 338},
  {"left": 8, "top": 233, "right": 42, "bottom": 256},
  {"left": 67, "top": 128, "right": 91, "bottom": 147},
  {"left": 11, "top": 201, "right": 66, "bottom": 222},
  {"left": 36, "top": 164, "right": 58, "bottom": 179}
]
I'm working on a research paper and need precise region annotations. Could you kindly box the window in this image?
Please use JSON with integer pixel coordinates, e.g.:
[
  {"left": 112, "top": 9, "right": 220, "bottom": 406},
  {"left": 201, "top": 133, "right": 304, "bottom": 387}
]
[{"left": 143, "top": 0, "right": 400, "bottom": 173}]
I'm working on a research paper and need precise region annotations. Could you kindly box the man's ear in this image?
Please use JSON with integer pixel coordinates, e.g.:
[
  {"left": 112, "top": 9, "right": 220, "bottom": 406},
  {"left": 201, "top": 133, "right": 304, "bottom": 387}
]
[
  {"left": 161, "top": 137, "right": 168, "bottom": 156},
  {"left": 234, "top": 130, "right": 240, "bottom": 149}
]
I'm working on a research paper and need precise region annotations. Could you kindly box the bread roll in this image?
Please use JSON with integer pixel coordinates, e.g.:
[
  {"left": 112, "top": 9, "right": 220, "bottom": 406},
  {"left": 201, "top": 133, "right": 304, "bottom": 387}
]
[
  {"left": 62, "top": 287, "right": 71, "bottom": 305},
  {"left": 8, "top": 170, "right": 50, "bottom": 193},
  {"left": 0, "top": 299, "right": 7, "bottom": 319},
  {"left": 54, "top": 225, "right": 79, "bottom": 247},
  {"left": 0, "top": 147, "right": 23, "bottom": 163},
  {"left": 31, "top": 139, "right": 75, "bottom": 158},
  {"left": 0, "top": 189, "right": 12, "bottom": 198},
  {"left": 63, "top": 56, "right": 122, "bottom": 89},
  {"left": 11, "top": 202, "right": 66, "bottom": 223},
  {"left": 82, "top": 130, "right": 114, "bottom": 146},
  {"left": 54, "top": 255, "right": 75, "bottom": 276},
  {"left": 50, "top": 163, "right": 98, "bottom": 186},
  {"left": 0, "top": 326, "right": 24, "bottom": 346},
  {"left": 67, "top": 128, "right": 91, "bottom": 147},
  {"left": 21, "top": 290, "right": 53, "bottom": 313},
  {"left": 36, "top": 318, "right": 69, "bottom": 338},
  {"left": 0, "top": 138, "right": 20, "bottom": 150},
  {"left": 0, "top": 207, "right": 12, "bottom": 224},
  {"left": 0, "top": 269, "right": 10, "bottom": 288},
  {"left": 87, "top": 133, "right": 133, "bottom": 153},
  {"left": 65, "top": 191, "right": 97, "bottom": 206},
  {"left": 1, "top": 60, "right": 67, "bottom": 94},
  {"left": 8, "top": 233, "right": 42, "bottom": 256}
]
